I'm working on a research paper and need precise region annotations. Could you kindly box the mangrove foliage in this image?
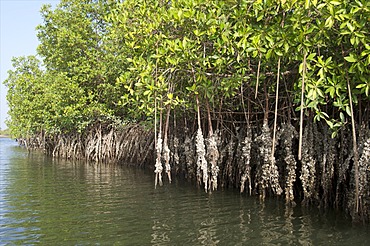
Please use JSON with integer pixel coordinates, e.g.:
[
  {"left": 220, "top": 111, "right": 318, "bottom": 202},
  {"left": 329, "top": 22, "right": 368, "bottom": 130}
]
[{"left": 4, "top": 0, "right": 370, "bottom": 222}]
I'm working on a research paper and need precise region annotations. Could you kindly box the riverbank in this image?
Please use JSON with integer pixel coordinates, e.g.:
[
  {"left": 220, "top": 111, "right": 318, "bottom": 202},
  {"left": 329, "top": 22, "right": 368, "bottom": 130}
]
[{"left": 0, "top": 135, "right": 10, "bottom": 138}]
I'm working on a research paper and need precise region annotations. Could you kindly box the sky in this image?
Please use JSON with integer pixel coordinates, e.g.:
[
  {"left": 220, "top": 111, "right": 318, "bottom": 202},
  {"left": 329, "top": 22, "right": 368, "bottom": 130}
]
[{"left": 0, "top": 0, "right": 58, "bottom": 130}]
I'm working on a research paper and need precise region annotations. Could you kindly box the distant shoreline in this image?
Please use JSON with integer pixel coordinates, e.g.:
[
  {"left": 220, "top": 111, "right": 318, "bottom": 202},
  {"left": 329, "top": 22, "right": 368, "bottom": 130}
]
[{"left": 0, "top": 135, "right": 10, "bottom": 138}]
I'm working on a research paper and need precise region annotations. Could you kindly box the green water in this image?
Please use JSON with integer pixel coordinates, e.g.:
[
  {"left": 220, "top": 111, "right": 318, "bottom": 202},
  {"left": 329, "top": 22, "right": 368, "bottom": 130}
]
[{"left": 0, "top": 138, "right": 369, "bottom": 245}]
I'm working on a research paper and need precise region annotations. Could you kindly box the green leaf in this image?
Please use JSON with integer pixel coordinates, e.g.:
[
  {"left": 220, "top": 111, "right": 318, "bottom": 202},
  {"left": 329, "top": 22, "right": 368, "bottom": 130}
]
[
  {"left": 305, "top": 0, "right": 310, "bottom": 9},
  {"left": 346, "top": 105, "right": 351, "bottom": 116},
  {"left": 325, "top": 16, "right": 334, "bottom": 28},
  {"left": 326, "top": 119, "right": 334, "bottom": 129},
  {"left": 151, "top": 54, "right": 162, "bottom": 59},
  {"left": 330, "top": 1, "right": 341, "bottom": 5},
  {"left": 284, "top": 42, "right": 289, "bottom": 53},
  {"left": 275, "top": 50, "right": 283, "bottom": 56},
  {"left": 346, "top": 22, "right": 355, "bottom": 32},
  {"left": 356, "top": 83, "right": 367, "bottom": 89},
  {"left": 307, "top": 53, "right": 316, "bottom": 61},
  {"left": 266, "top": 49, "right": 273, "bottom": 60},
  {"left": 340, "top": 112, "right": 345, "bottom": 122},
  {"left": 344, "top": 55, "right": 357, "bottom": 63}
]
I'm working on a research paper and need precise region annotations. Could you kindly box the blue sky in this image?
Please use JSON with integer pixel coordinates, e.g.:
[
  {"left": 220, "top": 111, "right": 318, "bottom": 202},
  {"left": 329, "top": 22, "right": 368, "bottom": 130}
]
[{"left": 0, "top": 0, "right": 58, "bottom": 130}]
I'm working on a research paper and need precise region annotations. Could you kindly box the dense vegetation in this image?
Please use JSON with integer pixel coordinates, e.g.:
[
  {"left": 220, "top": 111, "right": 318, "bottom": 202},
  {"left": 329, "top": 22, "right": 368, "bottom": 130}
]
[
  {"left": 0, "top": 128, "right": 10, "bottom": 136},
  {"left": 4, "top": 0, "right": 370, "bottom": 222}
]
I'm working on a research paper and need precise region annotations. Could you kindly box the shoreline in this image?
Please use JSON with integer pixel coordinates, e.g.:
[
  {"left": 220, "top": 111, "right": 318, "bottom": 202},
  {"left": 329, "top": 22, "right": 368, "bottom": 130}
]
[{"left": 0, "top": 135, "right": 11, "bottom": 138}]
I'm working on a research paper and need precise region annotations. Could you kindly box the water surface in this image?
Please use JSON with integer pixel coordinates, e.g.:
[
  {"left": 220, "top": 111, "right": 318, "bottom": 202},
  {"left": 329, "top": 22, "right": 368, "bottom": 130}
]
[{"left": 0, "top": 138, "right": 369, "bottom": 245}]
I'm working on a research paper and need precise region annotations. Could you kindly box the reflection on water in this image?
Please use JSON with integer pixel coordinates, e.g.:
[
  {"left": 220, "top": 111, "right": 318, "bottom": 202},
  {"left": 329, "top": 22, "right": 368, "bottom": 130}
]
[{"left": 0, "top": 138, "right": 369, "bottom": 245}]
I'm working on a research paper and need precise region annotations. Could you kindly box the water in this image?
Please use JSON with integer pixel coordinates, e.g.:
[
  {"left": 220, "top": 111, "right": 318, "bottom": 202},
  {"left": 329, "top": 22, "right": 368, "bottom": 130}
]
[{"left": 0, "top": 138, "right": 369, "bottom": 245}]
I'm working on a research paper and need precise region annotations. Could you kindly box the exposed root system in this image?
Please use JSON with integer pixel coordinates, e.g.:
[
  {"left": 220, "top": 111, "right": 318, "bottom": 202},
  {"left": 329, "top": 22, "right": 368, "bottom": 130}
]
[{"left": 20, "top": 120, "right": 370, "bottom": 223}]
